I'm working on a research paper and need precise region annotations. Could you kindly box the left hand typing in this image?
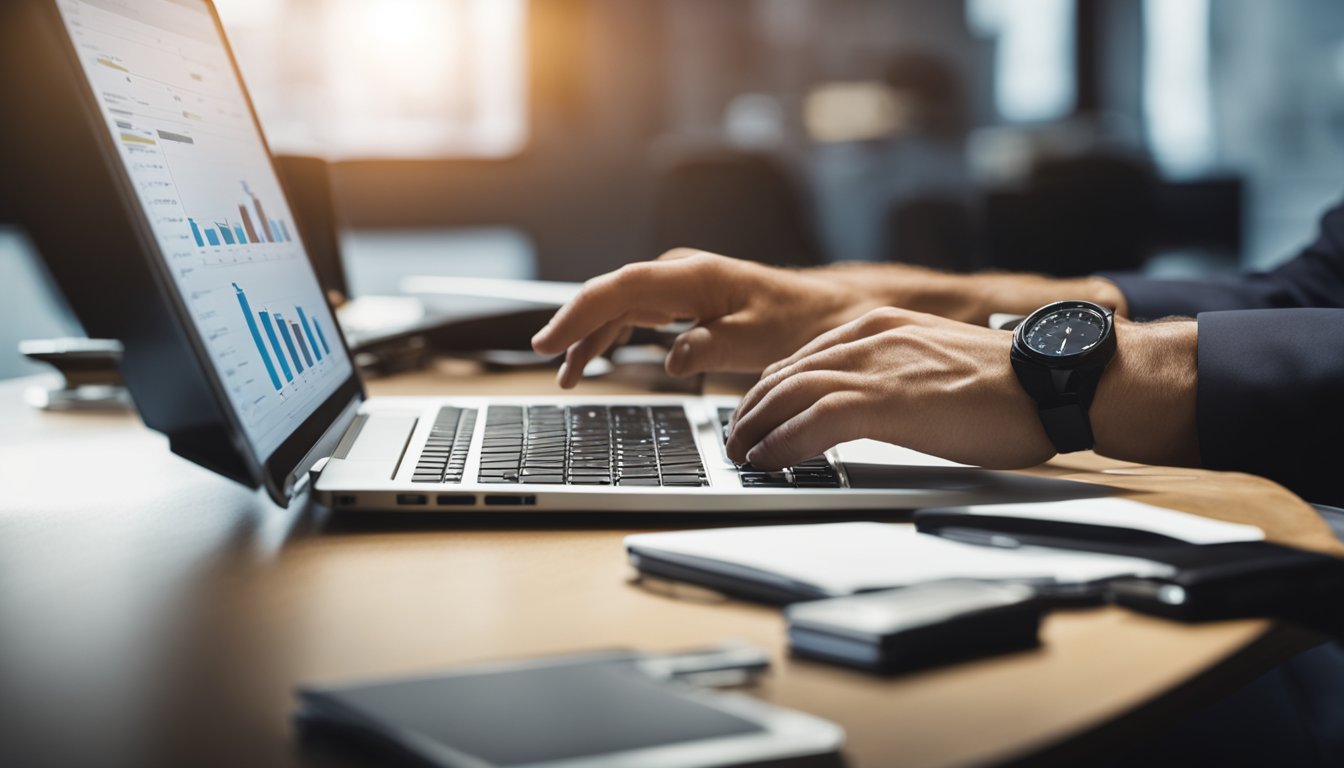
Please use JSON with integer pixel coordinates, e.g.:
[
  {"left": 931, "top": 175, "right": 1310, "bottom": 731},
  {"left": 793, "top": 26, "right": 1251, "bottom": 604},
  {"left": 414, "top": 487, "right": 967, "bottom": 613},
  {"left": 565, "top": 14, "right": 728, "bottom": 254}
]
[{"left": 724, "top": 307, "right": 1056, "bottom": 470}]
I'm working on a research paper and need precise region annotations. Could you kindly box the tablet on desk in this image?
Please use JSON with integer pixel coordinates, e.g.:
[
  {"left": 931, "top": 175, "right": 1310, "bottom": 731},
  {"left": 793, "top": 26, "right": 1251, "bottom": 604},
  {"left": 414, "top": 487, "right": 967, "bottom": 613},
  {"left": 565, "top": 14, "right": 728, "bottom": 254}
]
[{"left": 296, "top": 651, "right": 845, "bottom": 768}]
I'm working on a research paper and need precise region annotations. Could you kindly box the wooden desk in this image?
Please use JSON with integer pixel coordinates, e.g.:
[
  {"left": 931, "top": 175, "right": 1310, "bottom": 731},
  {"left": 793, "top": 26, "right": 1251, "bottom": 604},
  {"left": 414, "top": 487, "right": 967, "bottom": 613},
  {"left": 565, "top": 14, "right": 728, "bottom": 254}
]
[{"left": 0, "top": 365, "right": 1335, "bottom": 768}]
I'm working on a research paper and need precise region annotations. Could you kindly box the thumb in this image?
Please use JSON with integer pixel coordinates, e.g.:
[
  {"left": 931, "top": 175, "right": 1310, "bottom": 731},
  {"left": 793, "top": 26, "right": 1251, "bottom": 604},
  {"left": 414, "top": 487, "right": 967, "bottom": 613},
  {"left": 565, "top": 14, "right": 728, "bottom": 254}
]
[{"left": 665, "top": 317, "right": 754, "bottom": 376}]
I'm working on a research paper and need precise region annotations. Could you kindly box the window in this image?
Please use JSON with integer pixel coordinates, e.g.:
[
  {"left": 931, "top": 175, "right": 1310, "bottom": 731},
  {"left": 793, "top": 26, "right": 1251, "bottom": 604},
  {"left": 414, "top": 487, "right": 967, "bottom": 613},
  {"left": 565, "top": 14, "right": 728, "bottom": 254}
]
[
  {"left": 215, "top": 0, "right": 528, "bottom": 158},
  {"left": 967, "top": 0, "right": 1076, "bottom": 123},
  {"left": 1143, "top": 0, "right": 1214, "bottom": 178}
]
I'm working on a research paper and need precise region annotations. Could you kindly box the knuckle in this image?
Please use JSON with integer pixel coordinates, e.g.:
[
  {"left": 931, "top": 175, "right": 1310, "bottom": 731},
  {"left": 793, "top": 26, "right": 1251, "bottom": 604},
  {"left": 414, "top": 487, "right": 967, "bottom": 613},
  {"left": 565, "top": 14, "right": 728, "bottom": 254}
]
[
  {"left": 774, "top": 375, "right": 807, "bottom": 401},
  {"left": 864, "top": 306, "right": 908, "bottom": 328},
  {"left": 765, "top": 427, "right": 803, "bottom": 462},
  {"left": 613, "top": 262, "right": 650, "bottom": 285},
  {"left": 581, "top": 271, "right": 617, "bottom": 297},
  {"left": 812, "top": 391, "right": 850, "bottom": 418}
]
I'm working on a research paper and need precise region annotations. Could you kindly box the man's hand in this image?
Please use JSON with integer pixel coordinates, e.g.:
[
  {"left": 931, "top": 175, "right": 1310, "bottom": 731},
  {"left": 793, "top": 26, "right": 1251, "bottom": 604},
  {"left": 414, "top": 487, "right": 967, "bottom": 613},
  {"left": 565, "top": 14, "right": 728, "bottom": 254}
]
[
  {"left": 531, "top": 249, "right": 883, "bottom": 387},
  {"left": 726, "top": 308, "right": 1200, "bottom": 471},
  {"left": 725, "top": 308, "right": 1055, "bottom": 469}
]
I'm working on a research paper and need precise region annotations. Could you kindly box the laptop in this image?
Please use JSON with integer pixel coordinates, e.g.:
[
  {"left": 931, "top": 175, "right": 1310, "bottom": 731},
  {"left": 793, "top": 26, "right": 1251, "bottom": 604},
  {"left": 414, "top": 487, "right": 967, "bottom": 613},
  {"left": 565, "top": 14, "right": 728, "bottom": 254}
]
[{"left": 44, "top": 0, "right": 1091, "bottom": 513}]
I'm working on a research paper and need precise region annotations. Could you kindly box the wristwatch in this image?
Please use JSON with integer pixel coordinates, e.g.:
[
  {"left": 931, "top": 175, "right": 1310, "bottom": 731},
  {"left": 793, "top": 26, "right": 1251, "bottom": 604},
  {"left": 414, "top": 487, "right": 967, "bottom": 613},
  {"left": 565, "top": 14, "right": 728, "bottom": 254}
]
[{"left": 1010, "top": 300, "right": 1117, "bottom": 453}]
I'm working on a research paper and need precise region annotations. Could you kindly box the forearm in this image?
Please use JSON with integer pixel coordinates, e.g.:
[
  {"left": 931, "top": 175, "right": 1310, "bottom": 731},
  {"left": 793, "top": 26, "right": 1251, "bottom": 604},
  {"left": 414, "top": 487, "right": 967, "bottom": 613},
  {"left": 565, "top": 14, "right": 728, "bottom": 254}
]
[
  {"left": 1090, "top": 320, "right": 1199, "bottom": 467},
  {"left": 814, "top": 263, "right": 1128, "bottom": 324}
]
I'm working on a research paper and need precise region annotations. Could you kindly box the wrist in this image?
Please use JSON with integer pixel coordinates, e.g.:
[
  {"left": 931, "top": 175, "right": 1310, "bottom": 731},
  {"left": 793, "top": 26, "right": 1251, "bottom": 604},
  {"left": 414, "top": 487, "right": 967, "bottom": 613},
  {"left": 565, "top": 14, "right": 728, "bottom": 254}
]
[
  {"left": 970, "top": 274, "right": 1130, "bottom": 323},
  {"left": 1090, "top": 320, "right": 1199, "bottom": 466},
  {"left": 813, "top": 264, "right": 1131, "bottom": 325}
]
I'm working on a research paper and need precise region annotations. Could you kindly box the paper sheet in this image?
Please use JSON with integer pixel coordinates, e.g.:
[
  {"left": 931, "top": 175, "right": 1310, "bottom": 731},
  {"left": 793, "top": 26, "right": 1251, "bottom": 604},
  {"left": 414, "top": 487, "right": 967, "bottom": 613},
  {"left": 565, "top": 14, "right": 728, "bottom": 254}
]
[
  {"left": 832, "top": 438, "right": 971, "bottom": 468},
  {"left": 626, "top": 523, "right": 1174, "bottom": 597}
]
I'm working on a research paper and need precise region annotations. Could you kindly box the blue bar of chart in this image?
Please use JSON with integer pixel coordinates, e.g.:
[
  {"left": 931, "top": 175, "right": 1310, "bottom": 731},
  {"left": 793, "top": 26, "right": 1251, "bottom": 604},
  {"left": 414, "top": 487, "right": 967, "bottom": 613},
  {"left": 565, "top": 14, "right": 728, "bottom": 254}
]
[
  {"left": 258, "top": 309, "right": 293, "bottom": 382},
  {"left": 233, "top": 283, "right": 281, "bottom": 390},
  {"left": 313, "top": 320, "right": 331, "bottom": 356},
  {"left": 275, "top": 314, "right": 304, "bottom": 373},
  {"left": 296, "top": 306, "right": 322, "bottom": 362},
  {"left": 292, "top": 321, "right": 314, "bottom": 367},
  {"left": 187, "top": 180, "right": 294, "bottom": 249},
  {"left": 233, "top": 283, "right": 333, "bottom": 391}
]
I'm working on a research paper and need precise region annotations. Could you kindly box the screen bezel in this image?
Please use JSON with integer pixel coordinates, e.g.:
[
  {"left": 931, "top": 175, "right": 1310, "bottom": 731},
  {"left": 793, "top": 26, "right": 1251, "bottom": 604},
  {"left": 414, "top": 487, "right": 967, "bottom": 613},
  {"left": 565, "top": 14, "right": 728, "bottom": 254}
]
[{"left": 47, "top": 0, "right": 365, "bottom": 504}]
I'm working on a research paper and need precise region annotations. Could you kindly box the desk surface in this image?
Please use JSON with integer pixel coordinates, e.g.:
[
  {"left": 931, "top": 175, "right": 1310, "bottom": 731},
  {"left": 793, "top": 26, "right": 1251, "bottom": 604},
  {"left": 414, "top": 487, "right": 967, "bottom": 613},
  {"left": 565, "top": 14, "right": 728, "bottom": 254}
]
[{"left": 0, "top": 365, "right": 1334, "bottom": 768}]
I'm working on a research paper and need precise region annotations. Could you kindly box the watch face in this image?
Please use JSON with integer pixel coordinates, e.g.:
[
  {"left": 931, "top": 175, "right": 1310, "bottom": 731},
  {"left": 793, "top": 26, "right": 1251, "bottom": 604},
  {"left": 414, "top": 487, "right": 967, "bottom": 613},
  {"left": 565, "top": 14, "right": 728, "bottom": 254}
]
[{"left": 1023, "top": 307, "right": 1108, "bottom": 358}]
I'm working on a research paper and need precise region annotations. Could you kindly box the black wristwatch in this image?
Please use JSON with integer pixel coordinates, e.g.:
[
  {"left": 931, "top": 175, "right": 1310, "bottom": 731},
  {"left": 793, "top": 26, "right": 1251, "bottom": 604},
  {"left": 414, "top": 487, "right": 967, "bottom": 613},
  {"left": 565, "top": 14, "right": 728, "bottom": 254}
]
[{"left": 1010, "top": 300, "right": 1117, "bottom": 453}]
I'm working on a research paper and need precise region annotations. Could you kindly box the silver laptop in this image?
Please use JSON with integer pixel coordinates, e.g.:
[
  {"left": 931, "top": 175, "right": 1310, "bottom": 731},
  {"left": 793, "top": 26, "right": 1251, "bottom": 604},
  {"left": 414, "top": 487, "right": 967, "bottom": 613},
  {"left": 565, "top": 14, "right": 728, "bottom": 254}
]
[{"left": 54, "top": 0, "right": 1089, "bottom": 513}]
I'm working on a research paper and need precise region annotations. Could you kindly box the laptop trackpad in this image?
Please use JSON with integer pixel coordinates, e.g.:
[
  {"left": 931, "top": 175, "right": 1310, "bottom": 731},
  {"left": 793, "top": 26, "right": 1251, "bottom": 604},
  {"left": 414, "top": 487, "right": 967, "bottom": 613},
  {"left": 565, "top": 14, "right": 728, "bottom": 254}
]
[{"left": 342, "top": 413, "right": 419, "bottom": 477}]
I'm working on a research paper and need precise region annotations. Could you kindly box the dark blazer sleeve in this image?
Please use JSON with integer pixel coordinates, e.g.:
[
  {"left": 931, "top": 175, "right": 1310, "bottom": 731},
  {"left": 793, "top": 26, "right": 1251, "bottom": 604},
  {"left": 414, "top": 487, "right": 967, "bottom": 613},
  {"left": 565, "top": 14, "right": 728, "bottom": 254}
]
[
  {"left": 1197, "top": 309, "right": 1344, "bottom": 506},
  {"left": 1104, "top": 194, "right": 1344, "bottom": 504},
  {"left": 1106, "top": 193, "right": 1344, "bottom": 320}
]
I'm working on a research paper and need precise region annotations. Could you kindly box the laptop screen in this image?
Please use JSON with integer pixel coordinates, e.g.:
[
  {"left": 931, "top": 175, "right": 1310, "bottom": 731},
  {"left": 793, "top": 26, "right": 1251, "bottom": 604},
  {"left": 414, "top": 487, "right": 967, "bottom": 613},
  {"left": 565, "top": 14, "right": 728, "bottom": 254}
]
[{"left": 55, "top": 0, "right": 354, "bottom": 460}]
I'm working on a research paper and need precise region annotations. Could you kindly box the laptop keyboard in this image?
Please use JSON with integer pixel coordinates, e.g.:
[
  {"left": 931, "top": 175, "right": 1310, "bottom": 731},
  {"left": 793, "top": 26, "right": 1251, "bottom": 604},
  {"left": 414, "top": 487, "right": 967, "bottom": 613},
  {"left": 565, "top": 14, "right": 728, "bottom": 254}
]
[
  {"left": 409, "top": 405, "right": 841, "bottom": 489},
  {"left": 476, "top": 405, "right": 709, "bottom": 487},
  {"left": 411, "top": 407, "right": 478, "bottom": 483},
  {"left": 716, "top": 408, "right": 842, "bottom": 488}
]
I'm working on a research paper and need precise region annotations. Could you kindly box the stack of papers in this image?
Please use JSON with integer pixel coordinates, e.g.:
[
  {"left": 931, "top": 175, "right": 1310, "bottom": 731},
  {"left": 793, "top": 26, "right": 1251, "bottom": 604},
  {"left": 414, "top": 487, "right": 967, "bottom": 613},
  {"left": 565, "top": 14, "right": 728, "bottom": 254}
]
[
  {"left": 626, "top": 500, "right": 1265, "bottom": 599},
  {"left": 627, "top": 522, "right": 1175, "bottom": 598}
]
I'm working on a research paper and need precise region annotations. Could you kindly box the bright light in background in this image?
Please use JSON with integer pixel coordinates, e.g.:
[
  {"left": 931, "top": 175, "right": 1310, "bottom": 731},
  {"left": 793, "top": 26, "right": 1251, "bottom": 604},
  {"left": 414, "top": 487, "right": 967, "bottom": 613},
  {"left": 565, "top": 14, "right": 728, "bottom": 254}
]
[
  {"left": 968, "top": 0, "right": 1076, "bottom": 123},
  {"left": 1144, "top": 0, "right": 1215, "bottom": 178},
  {"left": 804, "top": 82, "right": 905, "bottom": 144},
  {"left": 215, "top": 0, "right": 527, "bottom": 158}
]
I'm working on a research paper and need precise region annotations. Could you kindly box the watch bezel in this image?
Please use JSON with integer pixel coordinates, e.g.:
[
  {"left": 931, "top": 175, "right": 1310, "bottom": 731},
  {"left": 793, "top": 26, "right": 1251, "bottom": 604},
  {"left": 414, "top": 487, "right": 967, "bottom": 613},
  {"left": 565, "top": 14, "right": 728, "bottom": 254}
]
[{"left": 1011, "top": 300, "right": 1115, "bottom": 368}]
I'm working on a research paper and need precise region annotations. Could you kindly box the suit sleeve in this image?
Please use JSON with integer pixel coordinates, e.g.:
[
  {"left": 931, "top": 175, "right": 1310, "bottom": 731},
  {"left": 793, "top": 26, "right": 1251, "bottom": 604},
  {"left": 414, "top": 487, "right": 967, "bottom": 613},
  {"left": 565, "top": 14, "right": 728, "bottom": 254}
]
[
  {"left": 1106, "top": 193, "right": 1344, "bottom": 320},
  {"left": 1101, "top": 193, "right": 1344, "bottom": 503},
  {"left": 1196, "top": 309, "right": 1344, "bottom": 506}
]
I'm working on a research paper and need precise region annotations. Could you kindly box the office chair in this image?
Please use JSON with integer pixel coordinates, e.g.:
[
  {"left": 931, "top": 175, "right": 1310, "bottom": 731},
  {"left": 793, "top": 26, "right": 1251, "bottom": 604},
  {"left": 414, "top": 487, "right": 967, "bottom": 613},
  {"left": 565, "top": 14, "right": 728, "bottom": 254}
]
[
  {"left": 985, "top": 152, "right": 1158, "bottom": 277},
  {"left": 650, "top": 149, "right": 826, "bottom": 267},
  {"left": 881, "top": 196, "right": 977, "bottom": 273}
]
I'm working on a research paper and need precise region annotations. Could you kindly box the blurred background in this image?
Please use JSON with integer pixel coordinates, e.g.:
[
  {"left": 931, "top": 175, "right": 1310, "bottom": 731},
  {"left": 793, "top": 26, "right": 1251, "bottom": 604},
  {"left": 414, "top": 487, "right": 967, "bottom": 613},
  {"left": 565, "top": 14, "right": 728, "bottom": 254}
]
[{"left": 5, "top": 0, "right": 1344, "bottom": 377}]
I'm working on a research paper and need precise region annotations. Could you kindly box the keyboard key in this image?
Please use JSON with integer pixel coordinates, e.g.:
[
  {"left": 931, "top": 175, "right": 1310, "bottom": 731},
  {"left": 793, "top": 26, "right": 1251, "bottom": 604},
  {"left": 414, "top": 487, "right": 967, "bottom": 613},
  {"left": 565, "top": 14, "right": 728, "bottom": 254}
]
[
  {"left": 567, "top": 475, "right": 612, "bottom": 485},
  {"left": 521, "top": 474, "right": 564, "bottom": 484}
]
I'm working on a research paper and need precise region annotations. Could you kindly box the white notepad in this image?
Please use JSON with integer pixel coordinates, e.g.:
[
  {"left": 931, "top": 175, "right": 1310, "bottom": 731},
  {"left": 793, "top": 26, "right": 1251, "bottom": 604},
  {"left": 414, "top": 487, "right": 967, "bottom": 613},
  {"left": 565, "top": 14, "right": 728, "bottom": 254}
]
[{"left": 626, "top": 523, "right": 1176, "bottom": 598}]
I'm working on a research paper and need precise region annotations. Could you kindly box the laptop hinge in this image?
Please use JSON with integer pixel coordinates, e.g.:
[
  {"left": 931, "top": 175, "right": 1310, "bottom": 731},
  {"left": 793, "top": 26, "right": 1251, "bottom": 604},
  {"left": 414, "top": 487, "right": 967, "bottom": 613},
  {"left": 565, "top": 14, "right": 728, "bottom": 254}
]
[{"left": 290, "top": 396, "right": 363, "bottom": 494}]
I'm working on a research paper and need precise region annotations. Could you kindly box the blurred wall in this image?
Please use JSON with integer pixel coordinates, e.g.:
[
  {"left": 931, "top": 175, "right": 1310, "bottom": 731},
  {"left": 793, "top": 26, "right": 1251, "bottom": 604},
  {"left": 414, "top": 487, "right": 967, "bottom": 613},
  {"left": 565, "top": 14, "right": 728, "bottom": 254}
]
[{"left": 332, "top": 0, "right": 670, "bottom": 282}]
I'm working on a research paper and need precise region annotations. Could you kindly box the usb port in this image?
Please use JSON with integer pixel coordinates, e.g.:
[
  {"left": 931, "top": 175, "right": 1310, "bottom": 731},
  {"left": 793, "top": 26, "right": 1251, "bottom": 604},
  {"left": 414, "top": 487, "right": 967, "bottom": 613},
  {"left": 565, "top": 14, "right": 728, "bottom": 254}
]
[
  {"left": 484, "top": 494, "right": 536, "bottom": 506},
  {"left": 396, "top": 494, "right": 428, "bottom": 506},
  {"left": 436, "top": 494, "right": 475, "bottom": 506}
]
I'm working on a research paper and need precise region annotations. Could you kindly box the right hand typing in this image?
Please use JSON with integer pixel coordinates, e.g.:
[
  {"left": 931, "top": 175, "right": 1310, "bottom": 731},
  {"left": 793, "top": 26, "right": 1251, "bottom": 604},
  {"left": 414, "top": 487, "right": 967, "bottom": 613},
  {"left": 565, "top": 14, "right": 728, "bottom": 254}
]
[{"left": 531, "top": 249, "right": 882, "bottom": 388}]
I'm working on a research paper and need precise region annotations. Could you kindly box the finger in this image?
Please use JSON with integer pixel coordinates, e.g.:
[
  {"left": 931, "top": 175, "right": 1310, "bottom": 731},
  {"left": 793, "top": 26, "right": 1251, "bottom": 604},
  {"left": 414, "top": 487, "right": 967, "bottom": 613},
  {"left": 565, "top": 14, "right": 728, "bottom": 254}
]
[
  {"left": 761, "top": 308, "right": 916, "bottom": 379},
  {"left": 745, "top": 395, "right": 861, "bottom": 469},
  {"left": 726, "top": 371, "right": 853, "bottom": 463},
  {"left": 606, "top": 326, "right": 634, "bottom": 355},
  {"left": 532, "top": 260, "right": 723, "bottom": 356},
  {"left": 664, "top": 316, "right": 759, "bottom": 377},
  {"left": 733, "top": 341, "right": 859, "bottom": 429},
  {"left": 558, "top": 320, "right": 627, "bottom": 388},
  {"left": 655, "top": 247, "right": 704, "bottom": 262}
]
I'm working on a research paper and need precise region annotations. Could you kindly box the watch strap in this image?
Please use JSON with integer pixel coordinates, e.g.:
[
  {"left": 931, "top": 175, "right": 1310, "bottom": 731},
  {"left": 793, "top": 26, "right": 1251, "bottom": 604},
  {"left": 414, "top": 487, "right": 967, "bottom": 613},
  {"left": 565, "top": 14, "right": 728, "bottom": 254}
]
[
  {"left": 1037, "top": 402, "right": 1094, "bottom": 453},
  {"left": 1012, "top": 356, "right": 1104, "bottom": 453}
]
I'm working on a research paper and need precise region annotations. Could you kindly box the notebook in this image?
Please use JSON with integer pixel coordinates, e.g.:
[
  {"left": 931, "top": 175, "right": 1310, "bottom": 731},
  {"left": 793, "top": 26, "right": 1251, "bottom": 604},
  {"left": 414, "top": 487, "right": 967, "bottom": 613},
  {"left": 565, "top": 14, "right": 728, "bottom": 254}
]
[{"left": 625, "top": 522, "right": 1178, "bottom": 603}]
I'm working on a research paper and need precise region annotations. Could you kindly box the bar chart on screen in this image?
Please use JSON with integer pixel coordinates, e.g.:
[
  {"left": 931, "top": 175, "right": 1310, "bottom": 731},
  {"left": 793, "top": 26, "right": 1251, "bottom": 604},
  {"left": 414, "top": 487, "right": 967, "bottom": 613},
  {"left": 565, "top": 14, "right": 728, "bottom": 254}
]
[
  {"left": 185, "top": 180, "right": 297, "bottom": 259},
  {"left": 59, "top": 0, "right": 352, "bottom": 457},
  {"left": 232, "top": 282, "right": 335, "bottom": 393}
]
